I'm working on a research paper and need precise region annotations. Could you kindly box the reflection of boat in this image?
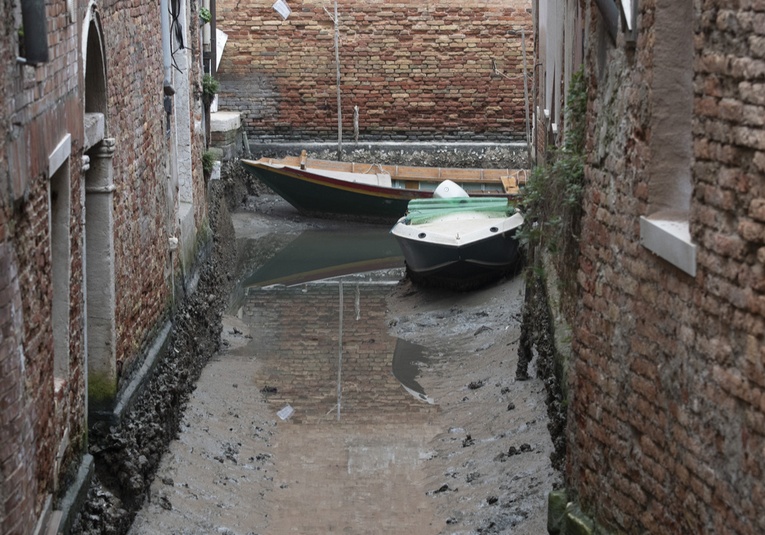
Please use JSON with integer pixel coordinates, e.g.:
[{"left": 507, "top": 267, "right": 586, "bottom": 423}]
[
  {"left": 241, "top": 152, "right": 526, "bottom": 222},
  {"left": 242, "top": 227, "right": 404, "bottom": 287},
  {"left": 390, "top": 181, "right": 524, "bottom": 289},
  {"left": 392, "top": 338, "right": 433, "bottom": 404}
]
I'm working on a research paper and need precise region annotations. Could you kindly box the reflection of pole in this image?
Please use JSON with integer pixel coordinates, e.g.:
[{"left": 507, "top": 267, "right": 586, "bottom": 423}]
[
  {"left": 522, "top": 29, "right": 531, "bottom": 165},
  {"left": 334, "top": 0, "right": 342, "bottom": 159},
  {"left": 337, "top": 281, "right": 343, "bottom": 421}
]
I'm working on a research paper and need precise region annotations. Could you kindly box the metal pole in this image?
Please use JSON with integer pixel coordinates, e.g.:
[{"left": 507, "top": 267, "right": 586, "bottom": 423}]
[
  {"left": 334, "top": 0, "right": 343, "bottom": 159},
  {"left": 337, "top": 281, "right": 343, "bottom": 421},
  {"left": 522, "top": 29, "right": 532, "bottom": 166}
]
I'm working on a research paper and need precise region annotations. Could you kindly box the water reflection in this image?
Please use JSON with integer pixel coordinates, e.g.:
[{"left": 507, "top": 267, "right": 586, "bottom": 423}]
[
  {"left": 392, "top": 339, "right": 433, "bottom": 404},
  {"left": 235, "top": 226, "right": 435, "bottom": 424},
  {"left": 241, "top": 227, "right": 404, "bottom": 288}
]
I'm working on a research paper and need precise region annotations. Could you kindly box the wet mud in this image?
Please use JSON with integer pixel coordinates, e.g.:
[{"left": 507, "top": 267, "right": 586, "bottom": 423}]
[{"left": 73, "top": 150, "right": 561, "bottom": 534}]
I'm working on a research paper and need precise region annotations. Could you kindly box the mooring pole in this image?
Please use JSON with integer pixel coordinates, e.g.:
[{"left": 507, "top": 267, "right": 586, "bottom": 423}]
[
  {"left": 522, "top": 29, "right": 532, "bottom": 165},
  {"left": 334, "top": 0, "right": 342, "bottom": 159},
  {"left": 337, "top": 280, "right": 343, "bottom": 421}
]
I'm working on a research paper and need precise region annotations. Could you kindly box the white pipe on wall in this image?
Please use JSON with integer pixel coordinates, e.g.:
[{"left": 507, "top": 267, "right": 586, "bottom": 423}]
[
  {"left": 203, "top": 0, "right": 211, "bottom": 49},
  {"left": 160, "top": 0, "right": 174, "bottom": 93}
]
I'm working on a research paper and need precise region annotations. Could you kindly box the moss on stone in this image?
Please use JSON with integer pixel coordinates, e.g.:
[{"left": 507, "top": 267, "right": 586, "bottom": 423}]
[{"left": 88, "top": 373, "right": 117, "bottom": 407}]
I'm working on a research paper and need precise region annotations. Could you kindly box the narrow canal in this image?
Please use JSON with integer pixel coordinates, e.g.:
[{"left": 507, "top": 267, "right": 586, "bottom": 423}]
[{"left": 128, "top": 196, "right": 558, "bottom": 534}]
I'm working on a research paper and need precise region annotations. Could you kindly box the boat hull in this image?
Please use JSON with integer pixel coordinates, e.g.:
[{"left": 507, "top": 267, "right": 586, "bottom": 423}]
[
  {"left": 243, "top": 161, "right": 428, "bottom": 221},
  {"left": 241, "top": 157, "right": 523, "bottom": 222},
  {"left": 391, "top": 211, "right": 524, "bottom": 288}
]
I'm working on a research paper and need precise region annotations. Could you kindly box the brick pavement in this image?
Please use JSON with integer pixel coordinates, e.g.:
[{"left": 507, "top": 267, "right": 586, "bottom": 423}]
[
  {"left": 248, "top": 282, "right": 439, "bottom": 425},
  {"left": 248, "top": 281, "right": 441, "bottom": 533}
]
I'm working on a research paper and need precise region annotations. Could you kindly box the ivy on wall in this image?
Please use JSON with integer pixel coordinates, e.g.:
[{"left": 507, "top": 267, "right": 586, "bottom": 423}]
[{"left": 520, "top": 68, "right": 587, "bottom": 318}]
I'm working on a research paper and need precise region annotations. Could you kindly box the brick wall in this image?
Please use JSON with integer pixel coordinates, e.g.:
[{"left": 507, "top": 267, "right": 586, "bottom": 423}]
[
  {"left": 100, "top": 1, "right": 175, "bottom": 376},
  {"left": 0, "top": 242, "right": 38, "bottom": 535},
  {"left": 216, "top": 0, "right": 532, "bottom": 143},
  {"left": 2, "top": 0, "right": 207, "bottom": 531},
  {"left": 568, "top": 1, "right": 765, "bottom": 533},
  {"left": 1, "top": 0, "right": 86, "bottom": 530}
]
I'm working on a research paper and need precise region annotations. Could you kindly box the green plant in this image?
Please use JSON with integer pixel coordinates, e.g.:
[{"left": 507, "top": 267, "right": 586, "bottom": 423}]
[
  {"left": 199, "top": 7, "right": 212, "bottom": 24},
  {"left": 519, "top": 67, "right": 587, "bottom": 316},
  {"left": 202, "top": 150, "right": 215, "bottom": 175},
  {"left": 202, "top": 73, "right": 219, "bottom": 98}
]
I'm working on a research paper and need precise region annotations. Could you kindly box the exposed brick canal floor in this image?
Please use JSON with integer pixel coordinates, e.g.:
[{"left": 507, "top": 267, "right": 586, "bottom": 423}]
[{"left": 128, "top": 199, "right": 558, "bottom": 535}]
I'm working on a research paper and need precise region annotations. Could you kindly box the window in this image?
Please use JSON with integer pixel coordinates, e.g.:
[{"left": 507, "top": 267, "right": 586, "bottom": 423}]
[
  {"left": 639, "top": 0, "right": 697, "bottom": 276},
  {"left": 49, "top": 135, "right": 72, "bottom": 380}
]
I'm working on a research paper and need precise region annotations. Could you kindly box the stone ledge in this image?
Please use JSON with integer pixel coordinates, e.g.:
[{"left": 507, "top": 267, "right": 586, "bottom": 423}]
[
  {"left": 639, "top": 215, "right": 697, "bottom": 277},
  {"left": 210, "top": 111, "right": 241, "bottom": 132}
]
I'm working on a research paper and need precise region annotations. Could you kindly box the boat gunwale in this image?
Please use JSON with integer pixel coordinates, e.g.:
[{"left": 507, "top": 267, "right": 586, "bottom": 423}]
[
  {"left": 241, "top": 157, "right": 526, "bottom": 186},
  {"left": 242, "top": 159, "right": 519, "bottom": 201}
]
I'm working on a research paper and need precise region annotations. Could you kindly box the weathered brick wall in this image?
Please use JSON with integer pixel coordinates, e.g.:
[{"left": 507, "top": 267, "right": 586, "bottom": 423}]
[
  {"left": 569, "top": 1, "right": 765, "bottom": 533},
  {"left": 0, "top": 242, "right": 38, "bottom": 535},
  {"left": 100, "top": 1, "right": 175, "bottom": 376},
  {"left": 216, "top": 0, "right": 532, "bottom": 143},
  {"left": 2, "top": 0, "right": 86, "bottom": 530},
  {"left": 4, "top": 0, "right": 208, "bottom": 530}
]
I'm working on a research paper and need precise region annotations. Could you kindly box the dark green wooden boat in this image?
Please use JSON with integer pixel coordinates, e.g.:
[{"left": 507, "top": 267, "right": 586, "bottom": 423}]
[{"left": 241, "top": 152, "right": 525, "bottom": 222}]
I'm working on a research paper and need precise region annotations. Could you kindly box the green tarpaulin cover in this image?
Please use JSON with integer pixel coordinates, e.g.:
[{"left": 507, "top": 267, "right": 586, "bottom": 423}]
[{"left": 404, "top": 197, "right": 512, "bottom": 225}]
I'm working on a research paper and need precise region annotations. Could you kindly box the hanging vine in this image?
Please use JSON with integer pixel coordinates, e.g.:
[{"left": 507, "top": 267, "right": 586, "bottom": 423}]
[{"left": 519, "top": 67, "right": 587, "bottom": 317}]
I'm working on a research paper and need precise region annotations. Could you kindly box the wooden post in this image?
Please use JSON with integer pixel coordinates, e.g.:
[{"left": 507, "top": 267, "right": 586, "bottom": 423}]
[
  {"left": 522, "top": 29, "right": 532, "bottom": 166},
  {"left": 334, "top": 1, "right": 342, "bottom": 159}
]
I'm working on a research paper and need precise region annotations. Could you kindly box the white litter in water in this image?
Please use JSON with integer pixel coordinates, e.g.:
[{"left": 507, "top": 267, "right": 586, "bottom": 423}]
[{"left": 277, "top": 404, "right": 294, "bottom": 420}]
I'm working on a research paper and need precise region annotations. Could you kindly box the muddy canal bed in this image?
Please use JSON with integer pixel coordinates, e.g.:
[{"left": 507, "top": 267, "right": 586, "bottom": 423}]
[{"left": 128, "top": 195, "right": 559, "bottom": 535}]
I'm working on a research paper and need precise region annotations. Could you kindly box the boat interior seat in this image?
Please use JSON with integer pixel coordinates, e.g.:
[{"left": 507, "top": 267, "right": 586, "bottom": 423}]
[{"left": 318, "top": 169, "right": 392, "bottom": 188}]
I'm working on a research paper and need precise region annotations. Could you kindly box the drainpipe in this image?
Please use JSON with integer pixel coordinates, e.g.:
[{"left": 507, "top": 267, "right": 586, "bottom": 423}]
[
  {"left": 203, "top": 0, "right": 211, "bottom": 72},
  {"left": 160, "top": 0, "right": 175, "bottom": 95},
  {"left": 210, "top": 0, "right": 217, "bottom": 78}
]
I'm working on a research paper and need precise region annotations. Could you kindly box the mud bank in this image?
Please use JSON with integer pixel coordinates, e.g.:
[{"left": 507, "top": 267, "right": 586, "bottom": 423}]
[
  {"left": 73, "top": 149, "right": 563, "bottom": 534},
  {"left": 72, "top": 180, "right": 239, "bottom": 534}
]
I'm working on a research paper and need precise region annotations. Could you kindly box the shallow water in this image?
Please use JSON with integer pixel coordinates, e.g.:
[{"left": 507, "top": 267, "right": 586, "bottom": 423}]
[{"left": 231, "top": 224, "right": 441, "bottom": 417}]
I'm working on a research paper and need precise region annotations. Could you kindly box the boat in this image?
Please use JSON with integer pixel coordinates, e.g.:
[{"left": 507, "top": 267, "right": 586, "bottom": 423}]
[
  {"left": 241, "top": 151, "right": 526, "bottom": 222},
  {"left": 390, "top": 180, "right": 524, "bottom": 289}
]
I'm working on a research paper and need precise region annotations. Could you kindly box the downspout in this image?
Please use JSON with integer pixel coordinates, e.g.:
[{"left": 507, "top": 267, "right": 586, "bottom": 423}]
[
  {"left": 210, "top": 0, "right": 217, "bottom": 78},
  {"left": 202, "top": 0, "right": 210, "bottom": 73},
  {"left": 160, "top": 0, "right": 175, "bottom": 95}
]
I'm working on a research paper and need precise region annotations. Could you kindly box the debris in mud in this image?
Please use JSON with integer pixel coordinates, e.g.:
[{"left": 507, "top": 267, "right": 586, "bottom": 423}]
[
  {"left": 486, "top": 496, "right": 499, "bottom": 505},
  {"left": 261, "top": 385, "right": 278, "bottom": 394},
  {"left": 462, "top": 434, "right": 475, "bottom": 447},
  {"left": 473, "top": 325, "right": 492, "bottom": 336},
  {"left": 158, "top": 495, "right": 172, "bottom": 510},
  {"left": 432, "top": 484, "right": 456, "bottom": 494},
  {"left": 493, "top": 443, "right": 533, "bottom": 463},
  {"left": 511, "top": 444, "right": 533, "bottom": 455},
  {"left": 507, "top": 402, "right": 516, "bottom": 410},
  {"left": 468, "top": 380, "right": 485, "bottom": 390}
]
